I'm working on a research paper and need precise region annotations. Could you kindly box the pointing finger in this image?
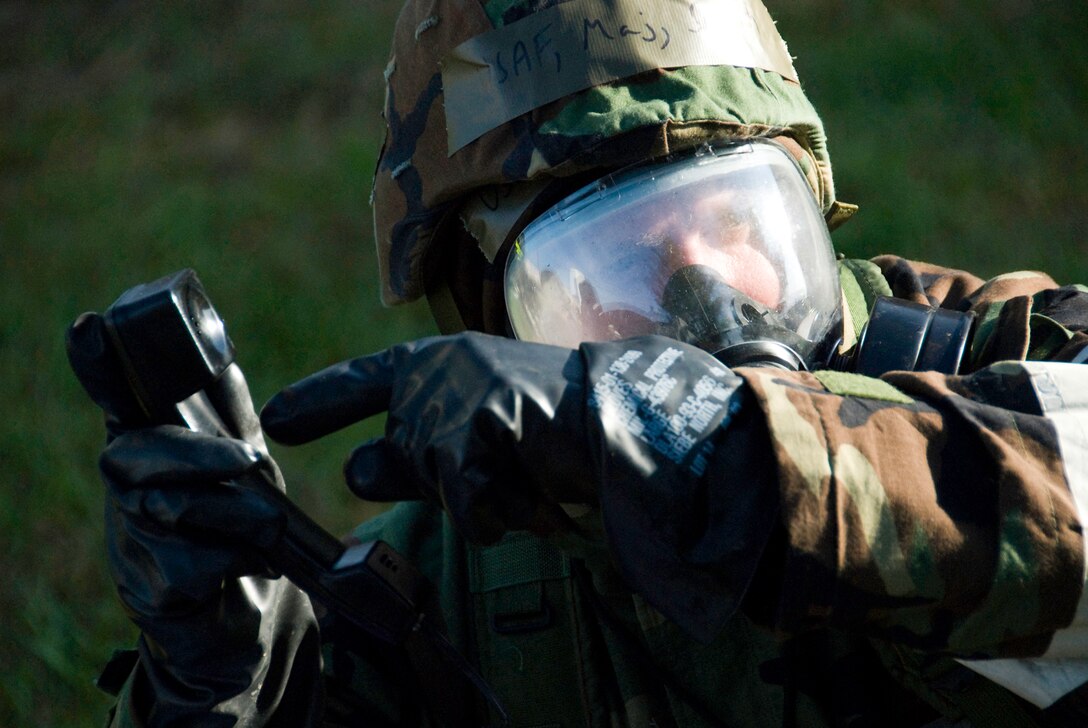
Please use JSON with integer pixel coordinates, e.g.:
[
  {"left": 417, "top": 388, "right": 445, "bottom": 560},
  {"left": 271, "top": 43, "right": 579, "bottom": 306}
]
[{"left": 261, "top": 348, "right": 397, "bottom": 445}]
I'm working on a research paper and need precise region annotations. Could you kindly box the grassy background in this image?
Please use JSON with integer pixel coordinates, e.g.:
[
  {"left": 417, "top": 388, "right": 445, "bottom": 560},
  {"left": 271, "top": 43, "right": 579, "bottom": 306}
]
[{"left": 2, "top": 1, "right": 1085, "bottom": 723}]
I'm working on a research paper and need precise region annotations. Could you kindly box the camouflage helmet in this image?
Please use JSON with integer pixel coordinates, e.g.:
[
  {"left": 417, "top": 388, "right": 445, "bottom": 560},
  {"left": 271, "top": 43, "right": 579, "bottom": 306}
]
[{"left": 373, "top": 0, "right": 851, "bottom": 305}]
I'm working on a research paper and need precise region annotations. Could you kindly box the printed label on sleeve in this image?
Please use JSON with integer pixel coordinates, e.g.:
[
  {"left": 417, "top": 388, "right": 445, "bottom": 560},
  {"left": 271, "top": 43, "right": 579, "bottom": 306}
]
[{"left": 589, "top": 346, "right": 741, "bottom": 476}]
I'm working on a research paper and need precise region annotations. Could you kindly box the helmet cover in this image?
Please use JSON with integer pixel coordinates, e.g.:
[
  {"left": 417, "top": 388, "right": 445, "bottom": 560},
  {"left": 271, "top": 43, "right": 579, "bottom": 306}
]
[{"left": 373, "top": 0, "right": 841, "bottom": 305}]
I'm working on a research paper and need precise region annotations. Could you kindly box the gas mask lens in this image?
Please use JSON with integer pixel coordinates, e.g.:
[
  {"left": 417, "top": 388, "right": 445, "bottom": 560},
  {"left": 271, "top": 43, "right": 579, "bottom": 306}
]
[{"left": 504, "top": 140, "right": 842, "bottom": 368}]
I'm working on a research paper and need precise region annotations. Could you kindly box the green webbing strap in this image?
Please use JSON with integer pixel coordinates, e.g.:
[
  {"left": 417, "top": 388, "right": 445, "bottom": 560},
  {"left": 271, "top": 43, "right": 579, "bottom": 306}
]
[
  {"left": 838, "top": 258, "right": 893, "bottom": 346},
  {"left": 837, "top": 258, "right": 892, "bottom": 351},
  {"left": 813, "top": 369, "right": 913, "bottom": 404},
  {"left": 469, "top": 531, "right": 570, "bottom": 593},
  {"left": 468, "top": 533, "right": 583, "bottom": 727}
]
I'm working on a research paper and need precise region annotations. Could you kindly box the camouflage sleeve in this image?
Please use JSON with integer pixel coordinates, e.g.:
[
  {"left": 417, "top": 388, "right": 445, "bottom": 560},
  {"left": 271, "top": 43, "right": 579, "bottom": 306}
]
[
  {"left": 871, "top": 254, "right": 1088, "bottom": 367},
  {"left": 738, "top": 362, "right": 1085, "bottom": 655},
  {"left": 736, "top": 260, "right": 1088, "bottom": 707}
]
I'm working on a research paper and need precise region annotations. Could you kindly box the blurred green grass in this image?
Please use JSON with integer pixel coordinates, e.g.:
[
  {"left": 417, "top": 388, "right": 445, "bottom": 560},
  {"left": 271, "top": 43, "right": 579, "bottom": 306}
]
[
  {"left": 787, "top": 1, "right": 1088, "bottom": 276},
  {"left": 0, "top": 2, "right": 434, "bottom": 722},
  {"left": 1, "top": 1, "right": 1085, "bottom": 723}
]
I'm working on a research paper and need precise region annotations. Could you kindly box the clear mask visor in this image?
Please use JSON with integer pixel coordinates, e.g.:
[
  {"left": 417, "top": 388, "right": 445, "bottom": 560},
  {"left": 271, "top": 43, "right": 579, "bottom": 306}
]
[{"left": 504, "top": 139, "right": 842, "bottom": 367}]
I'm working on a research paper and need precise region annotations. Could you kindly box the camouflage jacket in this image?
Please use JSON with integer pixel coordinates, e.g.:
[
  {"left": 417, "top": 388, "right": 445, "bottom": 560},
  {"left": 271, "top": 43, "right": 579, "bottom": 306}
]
[{"left": 105, "top": 256, "right": 1088, "bottom": 727}]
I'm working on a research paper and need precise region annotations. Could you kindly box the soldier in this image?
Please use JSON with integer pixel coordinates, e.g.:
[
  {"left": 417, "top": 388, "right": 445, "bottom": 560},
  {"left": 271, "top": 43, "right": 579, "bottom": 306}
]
[{"left": 70, "top": 1, "right": 1088, "bottom": 726}]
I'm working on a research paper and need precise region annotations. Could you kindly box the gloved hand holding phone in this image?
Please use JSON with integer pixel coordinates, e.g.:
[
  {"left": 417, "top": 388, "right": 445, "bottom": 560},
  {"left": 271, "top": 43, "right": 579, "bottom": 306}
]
[{"left": 67, "top": 310, "right": 319, "bottom": 726}]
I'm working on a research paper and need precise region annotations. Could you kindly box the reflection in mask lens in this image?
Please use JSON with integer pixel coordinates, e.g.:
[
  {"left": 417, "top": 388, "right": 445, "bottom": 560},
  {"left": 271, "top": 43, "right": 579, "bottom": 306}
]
[{"left": 505, "top": 140, "right": 842, "bottom": 367}]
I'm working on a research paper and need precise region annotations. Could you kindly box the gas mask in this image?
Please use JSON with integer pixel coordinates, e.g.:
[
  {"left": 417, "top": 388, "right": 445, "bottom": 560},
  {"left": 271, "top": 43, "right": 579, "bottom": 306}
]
[{"left": 504, "top": 139, "right": 842, "bottom": 370}]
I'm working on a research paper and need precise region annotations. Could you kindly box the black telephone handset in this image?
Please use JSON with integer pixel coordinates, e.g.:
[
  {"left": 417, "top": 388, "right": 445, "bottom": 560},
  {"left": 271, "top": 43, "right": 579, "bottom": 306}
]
[{"left": 77, "top": 269, "right": 507, "bottom": 726}]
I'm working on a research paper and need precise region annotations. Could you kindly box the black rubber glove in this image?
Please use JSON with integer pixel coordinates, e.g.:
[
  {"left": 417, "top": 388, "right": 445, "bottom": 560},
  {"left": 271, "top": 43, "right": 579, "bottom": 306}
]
[
  {"left": 67, "top": 313, "right": 320, "bottom": 727},
  {"left": 261, "top": 331, "right": 779, "bottom": 642}
]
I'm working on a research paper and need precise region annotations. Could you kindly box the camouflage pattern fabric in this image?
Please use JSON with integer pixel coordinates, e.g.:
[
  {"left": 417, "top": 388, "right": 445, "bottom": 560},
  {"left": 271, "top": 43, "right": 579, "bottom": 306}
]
[
  {"left": 737, "top": 256, "right": 1087, "bottom": 659},
  {"left": 372, "top": 0, "right": 835, "bottom": 304},
  {"left": 311, "top": 258, "right": 1088, "bottom": 727},
  {"left": 101, "top": 257, "right": 1088, "bottom": 726},
  {"left": 324, "top": 502, "right": 890, "bottom": 727},
  {"left": 739, "top": 366, "right": 1081, "bottom": 654},
  {"left": 873, "top": 255, "right": 1088, "bottom": 366}
]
